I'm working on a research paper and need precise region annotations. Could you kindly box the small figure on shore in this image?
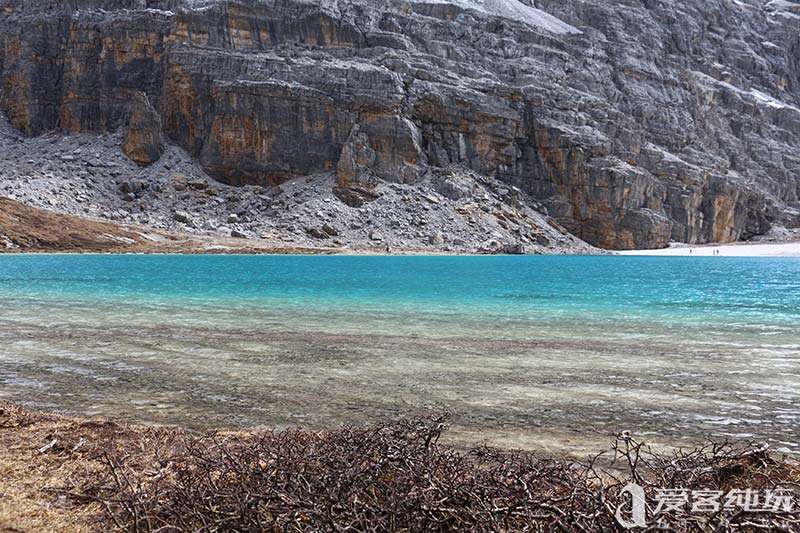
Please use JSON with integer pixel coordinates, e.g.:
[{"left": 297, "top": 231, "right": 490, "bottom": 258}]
[{"left": 689, "top": 249, "right": 692, "bottom": 255}]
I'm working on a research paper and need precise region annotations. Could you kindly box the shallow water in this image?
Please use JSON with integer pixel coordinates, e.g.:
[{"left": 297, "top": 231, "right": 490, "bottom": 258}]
[{"left": 1, "top": 254, "right": 798, "bottom": 455}]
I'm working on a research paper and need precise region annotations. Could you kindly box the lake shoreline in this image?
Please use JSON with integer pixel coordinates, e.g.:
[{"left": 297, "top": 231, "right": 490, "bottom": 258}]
[
  {"left": 1, "top": 196, "right": 597, "bottom": 256},
  {"left": 620, "top": 240, "right": 800, "bottom": 258},
  {"left": 5, "top": 240, "right": 800, "bottom": 257},
  {"left": 5, "top": 195, "right": 800, "bottom": 257}
]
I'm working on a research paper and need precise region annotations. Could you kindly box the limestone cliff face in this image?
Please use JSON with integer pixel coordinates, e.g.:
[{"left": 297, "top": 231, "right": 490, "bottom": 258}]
[
  {"left": 1, "top": 0, "right": 799, "bottom": 249},
  {"left": 123, "top": 91, "right": 165, "bottom": 165}
]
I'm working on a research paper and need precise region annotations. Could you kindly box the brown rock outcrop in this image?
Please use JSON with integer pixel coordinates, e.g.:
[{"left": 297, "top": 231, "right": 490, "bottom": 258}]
[{"left": 122, "top": 91, "right": 165, "bottom": 166}]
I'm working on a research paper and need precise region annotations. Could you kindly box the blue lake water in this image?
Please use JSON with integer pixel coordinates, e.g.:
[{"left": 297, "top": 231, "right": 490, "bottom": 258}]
[{"left": 1, "top": 254, "right": 798, "bottom": 455}]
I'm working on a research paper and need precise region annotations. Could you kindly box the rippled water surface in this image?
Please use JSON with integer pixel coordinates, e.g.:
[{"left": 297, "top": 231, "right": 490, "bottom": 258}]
[{"left": 1, "top": 254, "right": 798, "bottom": 455}]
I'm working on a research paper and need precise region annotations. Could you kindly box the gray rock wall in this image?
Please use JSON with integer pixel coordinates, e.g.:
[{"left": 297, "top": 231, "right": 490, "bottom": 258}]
[{"left": 1, "top": 0, "right": 798, "bottom": 249}]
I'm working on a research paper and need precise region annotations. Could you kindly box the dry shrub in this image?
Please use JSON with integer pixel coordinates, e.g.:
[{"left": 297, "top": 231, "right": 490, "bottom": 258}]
[{"left": 55, "top": 416, "right": 799, "bottom": 532}]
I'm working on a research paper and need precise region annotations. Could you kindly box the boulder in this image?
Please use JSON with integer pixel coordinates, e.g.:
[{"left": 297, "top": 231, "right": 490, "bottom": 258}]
[
  {"left": 501, "top": 243, "right": 526, "bottom": 255},
  {"left": 429, "top": 232, "right": 445, "bottom": 245},
  {"left": 306, "top": 227, "right": 329, "bottom": 240},
  {"left": 173, "top": 211, "right": 192, "bottom": 225}
]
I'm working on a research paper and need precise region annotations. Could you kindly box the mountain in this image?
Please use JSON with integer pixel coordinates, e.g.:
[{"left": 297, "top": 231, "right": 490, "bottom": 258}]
[{"left": 1, "top": 0, "right": 798, "bottom": 251}]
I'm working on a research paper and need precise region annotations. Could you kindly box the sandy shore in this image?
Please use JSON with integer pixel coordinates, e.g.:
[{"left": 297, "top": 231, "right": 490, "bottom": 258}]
[{"left": 619, "top": 240, "right": 800, "bottom": 257}]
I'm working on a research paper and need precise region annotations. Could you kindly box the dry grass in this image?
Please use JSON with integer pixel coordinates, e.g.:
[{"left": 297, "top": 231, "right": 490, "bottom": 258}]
[
  {"left": 0, "top": 402, "right": 127, "bottom": 532},
  {"left": 0, "top": 401, "right": 798, "bottom": 532},
  {"left": 0, "top": 197, "right": 336, "bottom": 255},
  {"left": 0, "top": 197, "right": 149, "bottom": 253}
]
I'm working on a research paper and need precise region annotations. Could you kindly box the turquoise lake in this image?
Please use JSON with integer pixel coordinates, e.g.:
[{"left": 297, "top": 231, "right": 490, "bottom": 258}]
[{"left": 1, "top": 254, "right": 799, "bottom": 455}]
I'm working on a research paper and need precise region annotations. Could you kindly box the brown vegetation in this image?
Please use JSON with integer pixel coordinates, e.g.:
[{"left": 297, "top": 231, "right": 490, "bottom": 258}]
[
  {"left": 0, "top": 197, "right": 333, "bottom": 255},
  {"left": 1, "top": 401, "right": 798, "bottom": 532},
  {"left": 0, "top": 197, "right": 148, "bottom": 253}
]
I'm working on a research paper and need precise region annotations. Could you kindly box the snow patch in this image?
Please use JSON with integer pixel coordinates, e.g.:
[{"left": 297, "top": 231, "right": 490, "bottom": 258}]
[
  {"left": 691, "top": 71, "right": 800, "bottom": 114},
  {"left": 773, "top": 10, "right": 800, "bottom": 19},
  {"left": 766, "top": 0, "right": 800, "bottom": 9},
  {"left": 408, "top": 0, "right": 580, "bottom": 34},
  {"left": 179, "top": 0, "right": 580, "bottom": 34},
  {"left": 766, "top": 0, "right": 800, "bottom": 20},
  {"left": 182, "top": 0, "right": 220, "bottom": 11},
  {"left": 137, "top": 8, "right": 175, "bottom": 16},
  {"left": 750, "top": 89, "right": 795, "bottom": 110}
]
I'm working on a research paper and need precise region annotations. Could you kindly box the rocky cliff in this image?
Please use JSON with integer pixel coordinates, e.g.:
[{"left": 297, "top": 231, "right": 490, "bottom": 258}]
[{"left": 1, "top": 0, "right": 798, "bottom": 249}]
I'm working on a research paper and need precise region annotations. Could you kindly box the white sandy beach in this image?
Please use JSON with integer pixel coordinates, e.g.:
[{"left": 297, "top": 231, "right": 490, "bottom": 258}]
[{"left": 619, "top": 240, "right": 800, "bottom": 257}]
